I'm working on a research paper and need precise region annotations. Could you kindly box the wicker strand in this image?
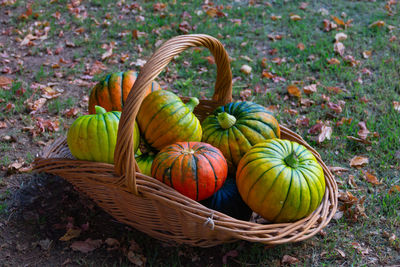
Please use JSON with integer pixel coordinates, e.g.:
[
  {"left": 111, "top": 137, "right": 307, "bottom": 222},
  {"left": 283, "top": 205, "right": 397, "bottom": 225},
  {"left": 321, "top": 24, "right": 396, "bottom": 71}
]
[{"left": 114, "top": 34, "right": 232, "bottom": 195}]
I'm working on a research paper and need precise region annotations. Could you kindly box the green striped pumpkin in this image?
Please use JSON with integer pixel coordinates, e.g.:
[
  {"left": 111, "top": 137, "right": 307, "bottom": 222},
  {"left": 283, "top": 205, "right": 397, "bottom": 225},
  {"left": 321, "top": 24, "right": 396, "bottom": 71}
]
[
  {"left": 137, "top": 90, "right": 202, "bottom": 151},
  {"left": 135, "top": 152, "right": 155, "bottom": 176},
  {"left": 202, "top": 101, "right": 280, "bottom": 169},
  {"left": 67, "top": 106, "right": 140, "bottom": 163},
  {"left": 236, "top": 139, "right": 326, "bottom": 223}
]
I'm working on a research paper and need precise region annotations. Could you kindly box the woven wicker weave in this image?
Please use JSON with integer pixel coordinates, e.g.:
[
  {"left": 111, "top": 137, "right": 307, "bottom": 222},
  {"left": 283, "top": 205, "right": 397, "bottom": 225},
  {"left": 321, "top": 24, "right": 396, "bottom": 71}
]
[{"left": 34, "top": 34, "right": 338, "bottom": 247}]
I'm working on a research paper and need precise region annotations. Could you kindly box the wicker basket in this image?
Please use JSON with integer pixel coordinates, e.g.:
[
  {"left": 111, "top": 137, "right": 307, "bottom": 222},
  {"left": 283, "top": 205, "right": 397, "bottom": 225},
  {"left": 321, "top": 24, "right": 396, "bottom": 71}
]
[{"left": 34, "top": 34, "right": 338, "bottom": 248}]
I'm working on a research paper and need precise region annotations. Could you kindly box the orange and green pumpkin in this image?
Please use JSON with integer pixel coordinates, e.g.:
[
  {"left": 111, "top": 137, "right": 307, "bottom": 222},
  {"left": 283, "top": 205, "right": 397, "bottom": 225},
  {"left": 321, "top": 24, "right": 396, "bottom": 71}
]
[
  {"left": 236, "top": 139, "right": 326, "bottom": 223},
  {"left": 137, "top": 90, "right": 202, "bottom": 151},
  {"left": 135, "top": 152, "right": 155, "bottom": 177},
  {"left": 151, "top": 142, "right": 228, "bottom": 201},
  {"left": 202, "top": 101, "right": 280, "bottom": 168},
  {"left": 88, "top": 70, "right": 161, "bottom": 114},
  {"left": 67, "top": 106, "right": 140, "bottom": 164}
]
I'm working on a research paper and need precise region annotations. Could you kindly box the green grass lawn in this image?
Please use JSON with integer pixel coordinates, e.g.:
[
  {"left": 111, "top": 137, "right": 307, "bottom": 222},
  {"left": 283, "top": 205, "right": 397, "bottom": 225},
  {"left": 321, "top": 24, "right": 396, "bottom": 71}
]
[{"left": 0, "top": 0, "right": 399, "bottom": 265}]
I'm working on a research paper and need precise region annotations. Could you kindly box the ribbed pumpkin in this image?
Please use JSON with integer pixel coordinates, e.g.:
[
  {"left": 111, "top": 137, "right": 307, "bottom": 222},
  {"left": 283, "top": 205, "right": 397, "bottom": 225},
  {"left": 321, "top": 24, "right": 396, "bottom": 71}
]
[
  {"left": 135, "top": 152, "right": 155, "bottom": 177},
  {"left": 236, "top": 139, "right": 326, "bottom": 223},
  {"left": 202, "top": 101, "right": 280, "bottom": 168},
  {"left": 88, "top": 70, "right": 161, "bottom": 114},
  {"left": 151, "top": 142, "right": 228, "bottom": 201},
  {"left": 137, "top": 90, "right": 202, "bottom": 151},
  {"left": 67, "top": 106, "right": 140, "bottom": 164},
  {"left": 200, "top": 178, "right": 253, "bottom": 221}
]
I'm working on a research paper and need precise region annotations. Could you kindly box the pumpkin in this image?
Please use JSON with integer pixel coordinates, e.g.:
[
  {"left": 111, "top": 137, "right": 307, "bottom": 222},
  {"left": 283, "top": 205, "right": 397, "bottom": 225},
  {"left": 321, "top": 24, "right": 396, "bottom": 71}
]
[
  {"left": 236, "top": 139, "right": 326, "bottom": 223},
  {"left": 200, "top": 178, "right": 253, "bottom": 221},
  {"left": 136, "top": 152, "right": 155, "bottom": 177},
  {"left": 202, "top": 101, "right": 280, "bottom": 168},
  {"left": 151, "top": 142, "right": 228, "bottom": 201},
  {"left": 137, "top": 90, "right": 202, "bottom": 151},
  {"left": 67, "top": 106, "right": 140, "bottom": 163},
  {"left": 88, "top": 70, "right": 161, "bottom": 114}
]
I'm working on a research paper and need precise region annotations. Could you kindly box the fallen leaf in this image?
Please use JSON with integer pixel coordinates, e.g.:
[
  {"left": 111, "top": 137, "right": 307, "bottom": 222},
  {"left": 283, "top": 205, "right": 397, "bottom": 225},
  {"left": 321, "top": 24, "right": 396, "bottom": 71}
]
[
  {"left": 303, "top": 84, "right": 317, "bottom": 95},
  {"left": 270, "top": 15, "right": 282, "bottom": 21},
  {"left": 132, "top": 29, "right": 147, "bottom": 39},
  {"left": 59, "top": 228, "right": 81, "bottom": 241},
  {"left": 222, "top": 250, "right": 238, "bottom": 265},
  {"left": 336, "top": 249, "right": 346, "bottom": 258},
  {"left": 295, "top": 116, "right": 309, "bottom": 127},
  {"left": 389, "top": 35, "right": 397, "bottom": 42},
  {"left": 0, "top": 76, "right": 13, "bottom": 88},
  {"left": 357, "top": 121, "right": 370, "bottom": 140},
  {"left": 331, "top": 16, "right": 345, "bottom": 26},
  {"left": 290, "top": 14, "right": 302, "bottom": 21},
  {"left": 70, "top": 238, "right": 102, "bottom": 253},
  {"left": 351, "top": 242, "right": 370, "bottom": 255},
  {"left": 41, "top": 87, "right": 62, "bottom": 99},
  {"left": 362, "top": 50, "right": 372, "bottom": 59},
  {"left": 323, "top": 19, "right": 337, "bottom": 32},
  {"left": 335, "top": 32, "right": 348, "bottom": 42},
  {"left": 362, "top": 170, "right": 381, "bottom": 185},
  {"left": 328, "top": 166, "right": 350, "bottom": 174},
  {"left": 87, "top": 60, "right": 107, "bottom": 76},
  {"left": 369, "top": 20, "right": 385, "bottom": 28},
  {"left": 26, "top": 98, "right": 47, "bottom": 113},
  {"left": 299, "top": 2, "right": 308, "bottom": 10},
  {"left": 308, "top": 122, "right": 324, "bottom": 134},
  {"left": 281, "top": 255, "right": 300, "bottom": 265},
  {"left": 327, "top": 58, "right": 340, "bottom": 65},
  {"left": 388, "top": 185, "right": 400, "bottom": 195},
  {"left": 240, "top": 89, "right": 252, "bottom": 100},
  {"left": 393, "top": 101, "right": 400, "bottom": 112},
  {"left": 297, "top": 42, "right": 305, "bottom": 50},
  {"left": 346, "top": 136, "right": 372, "bottom": 145},
  {"left": 132, "top": 59, "right": 147, "bottom": 67},
  {"left": 240, "top": 65, "right": 252, "bottom": 75},
  {"left": 287, "top": 84, "right": 301, "bottom": 97},
  {"left": 350, "top": 156, "right": 369, "bottom": 168},
  {"left": 334, "top": 42, "right": 345, "bottom": 56},
  {"left": 101, "top": 47, "right": 113, "bottom": 61},
  {"left": 348, "top": 174, "right": 357, "bottom": 188},
  {"left": 338, "top": 191, "right": 358, "bottom": 205},
  {"left": 317, "top": 125, "right": 332, "bottom": 143},
  {"left": 327, "top": 102, "right": 343, "bottom": 114}
]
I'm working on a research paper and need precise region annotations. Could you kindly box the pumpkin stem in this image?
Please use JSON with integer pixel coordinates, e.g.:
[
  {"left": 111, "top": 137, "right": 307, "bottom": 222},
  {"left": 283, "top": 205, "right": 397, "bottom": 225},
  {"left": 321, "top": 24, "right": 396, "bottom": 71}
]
[
  {"left": 95, "top": 105, "right": 107, "bottom": 114},
  {"left": 284, "top": 151, "right": 299, "bottom": 168},
  {"left": 217, "top": 112, "right": 237, "bottom": 129},
  {"left": 185, "top": 97, "right": 200, "bottom": 112}
]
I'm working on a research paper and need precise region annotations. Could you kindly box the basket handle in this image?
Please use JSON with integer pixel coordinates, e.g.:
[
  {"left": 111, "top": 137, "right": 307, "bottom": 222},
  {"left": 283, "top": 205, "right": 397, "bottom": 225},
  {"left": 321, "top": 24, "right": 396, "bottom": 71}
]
[{"left": 114, "top": 34, "right": 233, "bottom": 195}]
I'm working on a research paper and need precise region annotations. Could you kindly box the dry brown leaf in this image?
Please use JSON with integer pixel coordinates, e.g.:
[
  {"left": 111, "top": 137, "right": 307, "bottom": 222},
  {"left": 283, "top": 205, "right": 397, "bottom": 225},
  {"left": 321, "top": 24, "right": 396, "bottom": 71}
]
[
  {"left": 334, "top": 42, "right": 345, "bottom": 56},
  {"left": 132, "top": 29, "right": 147, "bottom": 39},
  {"left": 389, "top": 35, "right": 397, "bottom": 42},
  {"left": 327, "top": 102, "right": 343, "bottom": 114},
  {"left": 350, "top": 156, "right": 369, "bottom": 168},
  {"left": 351, "top": 242, "right": 370, "bottom": 255},
  {"left": 41, "top": 87, "right": 62, "bottom": 99},
  {"left": 290, "top": 14, "right": 302, "bottom": 21},
  {"left": 362, "top": 170, "right": 381, "bottom": 185},
  {"left": 71, "top": 238, "right": 102, "bottom": 253},
  {"left": 369, "top": 20, "right": 385, "bottom": 28},
  {"left": 393, "top": 101, "right": 400, "bottom": 112},
  {"left": 87, "top": 61, "right": 107, "bottom": 76},
  {"left": 287, "top": 84, "right": 301, "bottom": 97},
  {"left": 303, "top": 84, "right": 317, "bottom": 95},
  {"left": 101, "top": 47, "right": 113, "bottom": 61},
  {"left": 59, "top": 228, "right": 81, "bottom": 241},
  {"left": 299, "top": 2, "right": 308, "bottom": 10},
  {"left": 317, "top": 125, "right": 332, "bottom": 143},
  {"left": 357, "top": 121, "right": 370, "bottom": 140},
  {"left": 348, "top": 174, "right": 357, "bottom": 188},
  {"left": 335, "top": 32, "right": 348, "bottom": 42},
  {"left": 270, "top": 15, "right": 281, "bottom": 21},
  {"left": 26, "top": 98, "right": 47, "bottom": 113},
  {"left": 0, "top": 121, "right": 7, "bottom": 129},
  {"left": 331, "top": 16, "right": 345, "bottom": 26},
  {"left": 282, "top": 255, "right": 300, "bottom": 265},
  {"left": 346, "top": 136, "right": 372, "bottom": 145},
  {"left": 338, "top": 191, "right": 358, "bottom": 204},
  {"left": 327, "top": 58, "right": 340, "bottom": 65},
  {"left": 362, "top": 50, "right": 372, "bottom": 59},
  {"left": 0, "top": 76, "right": 13, "bottom": 87},
  {"left": 388, "top": 185, "right": 400, "bottom": 195},
  {"left": 328, "top": 166, "right": 350, "bottom": 174},
  {"left": 240, "top": 65, "right": 252, "bottom": 75},
  {"left": 297, "top": 42, "right": 305, "bottom": 51}
]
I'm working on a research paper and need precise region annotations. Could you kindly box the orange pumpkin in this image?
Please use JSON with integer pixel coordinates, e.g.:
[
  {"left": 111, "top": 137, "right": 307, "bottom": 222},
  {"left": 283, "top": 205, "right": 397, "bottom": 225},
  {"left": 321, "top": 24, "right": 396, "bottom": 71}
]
[
  {"left": 151, "top": 142, "right": 228, "bottom": 201},
  {"left": 88, "top": 70, "right": 161, "bottom": 114}
]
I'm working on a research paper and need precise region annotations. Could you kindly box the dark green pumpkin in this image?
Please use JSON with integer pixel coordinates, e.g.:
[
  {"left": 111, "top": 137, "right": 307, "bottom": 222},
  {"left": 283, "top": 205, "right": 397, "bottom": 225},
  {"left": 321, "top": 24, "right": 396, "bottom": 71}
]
[
  {"left": 67, "top": 106, "right": 139, "bottom": 164},
  {"left": 200, "top": 178, "right": 253, "bottom": 221},
  {"left": 202, "top": 101, "right": 280, "bottom": 168},
  {"left": 137, "top": 90, "right": 202, "bottom": 151},
  {"left": 236, "top": 139, "right": 326, "bottom": 223}
]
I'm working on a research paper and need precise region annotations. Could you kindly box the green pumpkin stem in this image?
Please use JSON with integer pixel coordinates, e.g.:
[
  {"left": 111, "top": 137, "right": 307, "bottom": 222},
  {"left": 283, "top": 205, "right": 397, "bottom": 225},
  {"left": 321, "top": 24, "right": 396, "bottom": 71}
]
[
  {"left": 185, "top": 97, "right": 200, "bottom": 112},
  {"left": 95, "top": 105, "right": 107, "bottom": 115},
  {"left": 217, "top": 112, "right": 237, "bottom": 129},
  {"left": 284, "top": 151, "right": 299, "bottom": 168}
]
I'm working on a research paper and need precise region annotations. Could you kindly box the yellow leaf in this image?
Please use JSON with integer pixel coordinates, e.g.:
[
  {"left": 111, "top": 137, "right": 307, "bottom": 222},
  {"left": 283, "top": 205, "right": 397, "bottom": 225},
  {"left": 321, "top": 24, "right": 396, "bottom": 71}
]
[
  {"left": 287, "top": 84, "right": 301, "bottom": 97},
  {"left": 59, "top": 228, "right": 81, "bottom": 241}
]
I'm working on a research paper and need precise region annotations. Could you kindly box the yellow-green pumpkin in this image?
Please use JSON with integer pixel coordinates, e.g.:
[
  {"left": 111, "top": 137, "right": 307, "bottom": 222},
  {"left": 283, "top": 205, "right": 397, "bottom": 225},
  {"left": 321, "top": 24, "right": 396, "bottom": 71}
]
[
  {"left": 88, "top": 70, "right": 161, "bottom": 114},
  {"left": 137, "top": 90, "right": 202, "bottom": 151},
  {"left": 202, "top": 101, "right": 280, "bottom": 169},
  {"left": 135, "top": 152, "right": 156, "bottom": 176},
  {"left": 67, "top": 106, "right": 140, "bottom": 163},
  {"left": 236, "top": 139, "right": 326, "bottom": 223}
]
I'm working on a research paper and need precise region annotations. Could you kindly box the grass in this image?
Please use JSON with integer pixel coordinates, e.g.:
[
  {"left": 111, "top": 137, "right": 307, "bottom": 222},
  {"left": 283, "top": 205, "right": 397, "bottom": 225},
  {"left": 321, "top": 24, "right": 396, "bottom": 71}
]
[{"left": 1, "top": 0, "right": 400, "bottom": 265}]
